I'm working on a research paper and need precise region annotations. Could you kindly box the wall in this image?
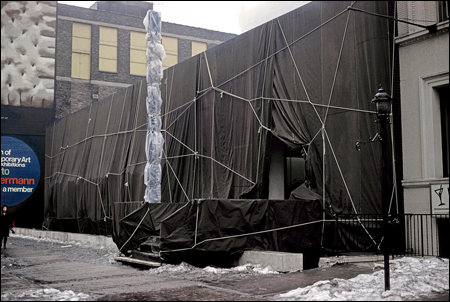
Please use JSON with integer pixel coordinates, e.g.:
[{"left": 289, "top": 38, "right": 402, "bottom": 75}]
[
  {"left": 55, "top": 3, "right": 236, "bottom": 119},
  {"left": 397, "top": 6, "right": 449, "bottom": 214},
  {"left": 1, "top": 1, "right": 56, "bottom": 108},
  {"left": 1, "top": 1, "right": 57, "bottom": 228}
]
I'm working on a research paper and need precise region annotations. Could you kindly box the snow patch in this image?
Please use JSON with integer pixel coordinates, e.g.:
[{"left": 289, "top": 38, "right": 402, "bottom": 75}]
[
  {"left": 1, "top": 288, "right": 91, "bottom": 301},
  {"left": 277, "top": 257, "right": 449, "bottom": 301},
  {"left": 147, "top": 262, "right": 279, "bottom": 282},
  {"left": 148, "top": 261, "right": 279, "bottom": 277}
]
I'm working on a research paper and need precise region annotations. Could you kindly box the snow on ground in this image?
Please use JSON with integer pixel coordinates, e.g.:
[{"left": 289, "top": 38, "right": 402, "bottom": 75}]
[
  {"left": 1, "top": 288, "right": 92, "bottom": 301},
  {"left": 11, "top": 233, "right": 110, "bottom": 250},
  {"left": 7, "top": 234, "right": 117, "bottom": 266},
  {"left": 152, "top": 261, "right": 279, "bottom": 275},
  {"left": 147, "top": 261, "right": 279, "bottom": 282},
  {"left": 277, "top": 257, "right": 449, "bottom": 301}
]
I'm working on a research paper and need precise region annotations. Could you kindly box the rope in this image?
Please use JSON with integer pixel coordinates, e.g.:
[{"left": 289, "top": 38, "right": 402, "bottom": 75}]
[
  {"left": 204, "top": 51, "right": 215, "bottom": 88},
  {"left": 45, "top": 129, "right": 144, "bottom": 160},
  {"left": 262, "top": 97, "right": 377, "bottom": 114},
  {"left": 323, "top": 9, "right": 352, "bottom": 126},
  {"left": 205, "top": 52, "right": 216, "bottom": 198},
  {"left": 105, "top": 86, "right": 129, "bottom": 183},
  {"left": 320, "top": 5, "right": 352, "bottom": 247},
  {"left": 119, "top": 207, "right": 150, "bottom": 252},
  {"left": 213, "top": 87, "right": 271, "bottom": 132},
  {"left": 96, "top": 91, "right": 115, "bottom": 218},
  {"left": 212, "top": 7, "right": 350, "bottom": 92},
  {"left": 163, "top": 101, "right": 195, "bottom": 132},
  {"left": 161, "top": 98, "right": 195, "bottom": 118},
  {"left": 389, "top": 2, "right": 400, "bottom": 215},
  {"left": 256, "top": 20, "right": 274, "bottom": 183},
  {"left": 159, "top": 218, "right": 335, "bottom": 255},
  {"left": 44, "top": 4, "right": 394, "bottom": 253},
  {"left": 193, "top": 58, "right": 201, "bottom": 201},
  {"left": 162, "top": 148, "right": 191, "bottom": 202},
  {"left": 323, "top": 129, "right": 379, "bottom": 247},
  {"left": 162, "top": 130, "right": 196, "bottom": 154},
  {"left": 44, "top": 172, "right": 97, "bottom": 186},
  {"left": 165, "top": 68, "right": 175, "bottom": 203},
  {"left": 276, "top": 18, "right": 325, "bottom": 127},
  {"left": 163, "top": 127, "right": 256, "bottom": 186}
]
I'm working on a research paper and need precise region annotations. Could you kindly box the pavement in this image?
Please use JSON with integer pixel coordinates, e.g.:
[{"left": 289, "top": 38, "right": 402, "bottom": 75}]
[{"left": 1, "top": 231, "right": 449, "bottom": 301}]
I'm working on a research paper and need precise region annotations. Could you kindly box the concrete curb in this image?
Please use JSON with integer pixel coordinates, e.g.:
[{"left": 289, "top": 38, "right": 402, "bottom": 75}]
[
  {"left": 13, "top": 227, "right": 118, "bottom": 250},
  {"left": 12, "top": 228, "right": 386, "bottom": 270},
  {"left": 319, "top": 255, "right": 385, "bottom": 268},
  {"left": 235, "top": 250, "right": 304, "bottom": 272}
]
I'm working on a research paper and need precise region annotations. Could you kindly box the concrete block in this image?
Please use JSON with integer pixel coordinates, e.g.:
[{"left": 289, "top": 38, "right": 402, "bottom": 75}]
[
  {"left": 236, "top": 250, "right": 303, "bottom": 272},
  {"left": 14, "top": 228, "right": 117, "bottom": 250}
]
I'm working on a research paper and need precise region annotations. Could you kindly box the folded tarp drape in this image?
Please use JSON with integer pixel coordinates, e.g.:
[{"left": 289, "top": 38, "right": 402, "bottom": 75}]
[{"left": 45, "top": 1, "right": 395, "bottom": 254}]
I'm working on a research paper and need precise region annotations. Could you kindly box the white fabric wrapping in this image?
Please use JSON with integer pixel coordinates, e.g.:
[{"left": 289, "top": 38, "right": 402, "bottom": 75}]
[{"left": 143, "top": 10, "right": 165, "bottom": 203}]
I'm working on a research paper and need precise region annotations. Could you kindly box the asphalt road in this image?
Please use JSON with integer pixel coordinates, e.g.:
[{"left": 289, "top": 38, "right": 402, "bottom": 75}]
[{"left": 1, "top": 236, "right": 449, "bottom": 301}]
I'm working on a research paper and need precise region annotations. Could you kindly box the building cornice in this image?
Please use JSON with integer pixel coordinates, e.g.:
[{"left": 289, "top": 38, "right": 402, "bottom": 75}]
[
  {"left": 402, "top": 178, "right": 449, "bottom": 188},
  {"left": 395, "top": 21, "right": 449, "bottom": 47},
  {"left": 56, "top": 76, "right": 133, "bottom": 88},
  {"left": 58, "top": 16, "right": 225, "bottom": 45}
]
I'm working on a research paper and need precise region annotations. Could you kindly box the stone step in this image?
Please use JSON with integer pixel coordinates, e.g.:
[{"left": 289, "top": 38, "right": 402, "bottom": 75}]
[
  {"left": 114, "top": 256, "right": 162, "bottom": 267},
  {"left": 233, "top": 250, "right": 303, "bottom": 272},
  {"left": 131, "top": 250, "right": 161, "bottom": 262}
]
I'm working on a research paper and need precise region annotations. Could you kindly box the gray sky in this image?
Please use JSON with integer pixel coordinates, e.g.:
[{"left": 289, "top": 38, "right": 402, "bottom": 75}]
[{"left": 59, "top": 1, "right": 265, "bottom": 34}]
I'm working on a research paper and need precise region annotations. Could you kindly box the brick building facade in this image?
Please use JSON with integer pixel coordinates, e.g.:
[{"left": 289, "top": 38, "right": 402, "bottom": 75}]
[{"left": 55, "top": 2, "right": 236, "bottom": 118}]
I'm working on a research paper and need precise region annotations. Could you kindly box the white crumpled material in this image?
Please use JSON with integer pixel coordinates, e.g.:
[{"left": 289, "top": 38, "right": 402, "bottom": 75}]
[
  {"left": 143, "top": 11, "right": 165, "bottom": 203},
  {"left": 277, "top": 257, "right": 449, "bottom": 301}
]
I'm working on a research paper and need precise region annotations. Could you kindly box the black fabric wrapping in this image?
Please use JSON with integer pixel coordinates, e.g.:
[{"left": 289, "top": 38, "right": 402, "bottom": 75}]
[{"left": 44, "top": 1, "right": 395, "bottom": 254}]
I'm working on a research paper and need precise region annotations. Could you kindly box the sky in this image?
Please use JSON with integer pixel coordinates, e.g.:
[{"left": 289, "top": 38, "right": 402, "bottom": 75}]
[{"left": 58, "top": 1, "right": 265, "bottom": 34}]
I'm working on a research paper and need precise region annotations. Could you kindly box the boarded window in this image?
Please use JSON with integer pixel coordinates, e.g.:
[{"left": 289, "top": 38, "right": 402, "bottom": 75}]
[
  {"left": 192, "top": 41, "right": 207, "bottom": 56},
  {"left": 99, "top": 27, "right": 117, "bottom": 72},
  {"left": 72, "top": 23, "right": 91, "bottom": 79},
  {"left": 162, "top": 36, "right": 178, "bottom": 69},
  {"left": 130, "top": 31, "right": 146, "bottom": 76}
]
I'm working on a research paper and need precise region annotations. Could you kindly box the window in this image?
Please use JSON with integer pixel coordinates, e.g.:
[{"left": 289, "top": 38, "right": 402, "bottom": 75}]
[
  {"left": 130, "top": 31, "right": 146, "bottom": 76},
  {"left": 419, "top": 73, "right": 449, "bottom": 179},
  {"left": 72, "top": 23, "right": 91, "bottom": 79},
  {"left": 99, "top": 27, "right": 117, "bottom": 72},
  {"left": 438, "top": 1, "right": 449, "bottom": 22},
  {"left": 162, "top": 36, "right": 178, "bottom": 69},
  {"left": 439, "top": 86, "right": 449, "bottom": 177},
  {"left": 192, "top": 41, "right": 207, "bottom": 56}
]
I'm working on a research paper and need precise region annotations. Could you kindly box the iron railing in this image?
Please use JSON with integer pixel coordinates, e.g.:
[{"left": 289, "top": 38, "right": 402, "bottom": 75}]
[{"left": 329, "top": 213, "right": 449, "bottom": 258}]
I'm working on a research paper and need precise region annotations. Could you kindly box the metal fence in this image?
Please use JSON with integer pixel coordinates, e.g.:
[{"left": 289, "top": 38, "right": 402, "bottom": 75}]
[
  {"left": 404, "top": 214, "right": 449, "bottom": 257},
  {"left": 330, "top": 213, "right": 449, "bottom": 258}
]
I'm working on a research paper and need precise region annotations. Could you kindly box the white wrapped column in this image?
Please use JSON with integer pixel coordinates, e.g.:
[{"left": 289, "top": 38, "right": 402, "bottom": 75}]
[{"left": 143, "top": 11, "right": 166, "bottom": 203}]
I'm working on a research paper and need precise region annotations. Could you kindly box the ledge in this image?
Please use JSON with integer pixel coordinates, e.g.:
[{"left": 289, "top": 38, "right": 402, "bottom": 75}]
[
  {"left": 395, "top": 21, "right": 449, "bottom": 47},
  {"left": 402, "top": 178, "right": 449, "bottom": 188}
]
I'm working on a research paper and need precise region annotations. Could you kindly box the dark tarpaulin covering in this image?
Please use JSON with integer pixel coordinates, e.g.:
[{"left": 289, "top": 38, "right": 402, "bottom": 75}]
[
  {"left": 289, "top": 183, "right": 323, "bottom": 201},
  {"left": 159, "top": 0, "right": 393, "bottom": 214},
  {"left": 115, "top": 202, "right": 186, "bottom": 253},
  {"left": 44, "top": 82, "right": 148, "bottom": 235},
  {"left": 44, "top": 1, "right": 396, "bottom": 254},
  {"left": 160, "top": 199, "right": 322, "bottom": 253},
  {"left": 116, "top": 199, "right": 323, "bottom": 268}
]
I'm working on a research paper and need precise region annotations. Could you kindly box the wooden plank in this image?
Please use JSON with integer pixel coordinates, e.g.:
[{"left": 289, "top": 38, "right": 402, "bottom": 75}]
[{"left": 114, "top": 256, "right": 162, "bottom": 267}]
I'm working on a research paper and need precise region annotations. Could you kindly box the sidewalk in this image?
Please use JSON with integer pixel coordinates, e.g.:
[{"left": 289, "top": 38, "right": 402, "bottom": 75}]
[
  {"left": 13, "top": 227, "right": 116, "bottom": 249},
  {"left": 14, "top": 227, "right": 386, "bottom": 269},
  {"left": 7, "top": 228, "right": 449, "bottom": 301}
]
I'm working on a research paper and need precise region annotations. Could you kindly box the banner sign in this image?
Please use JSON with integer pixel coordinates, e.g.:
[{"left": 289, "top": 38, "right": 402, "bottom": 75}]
[
  {"left": 1, "top": 136, "right": 40, "bottom": 206},
  {"left": 431, "top": 183, "right": 449, "bottom": 215}
]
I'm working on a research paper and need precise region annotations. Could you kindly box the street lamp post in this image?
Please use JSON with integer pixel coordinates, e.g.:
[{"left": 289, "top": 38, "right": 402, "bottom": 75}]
[{"left": 372, "top": 85, "right": 392, "bottom": 291}]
